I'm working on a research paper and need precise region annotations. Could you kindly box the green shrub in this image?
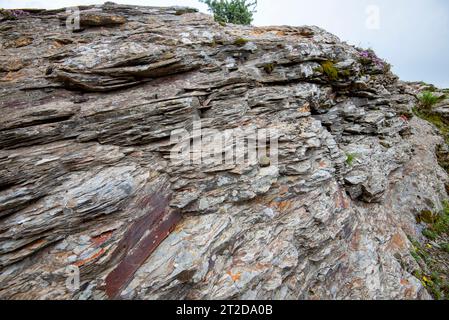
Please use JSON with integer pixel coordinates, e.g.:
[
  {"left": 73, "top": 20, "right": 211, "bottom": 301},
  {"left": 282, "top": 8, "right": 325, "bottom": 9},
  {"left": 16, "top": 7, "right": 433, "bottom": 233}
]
[
  {"left": 432, "top": 201, "right": 449, "bottom": 235},
  {"left": 200, "top": 0, "right": 257, "bottom": 25},
  {"left": 412, "top": 107, "right": 449, "bottom": 145},
  {"left": 409, "top": 202, "right": 449, "bottom": 300},
  {"left": 423, "top": 229, "right": 438, "bottom": 241},
  {"left": 419, "top": 91, "right": 440, "bottom": 109},
  {"left": 441, "top": 243, "right": 449, "bottom": 253},
  {"left": 417, "top": 210, "right": 438, "bottom": 224},
  {"left": 421, "top": 201, "right": 449, "bottom": 241},
  {"left": 410, "top": 250, "right": 421, "bottom": 262}
]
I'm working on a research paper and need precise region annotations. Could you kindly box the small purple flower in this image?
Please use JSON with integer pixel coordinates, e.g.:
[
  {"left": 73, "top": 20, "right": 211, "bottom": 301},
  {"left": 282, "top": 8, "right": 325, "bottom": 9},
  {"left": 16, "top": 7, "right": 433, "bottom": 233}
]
[
  {"left": 1, "top": 9, "right": 30, "bottom": 19},
  {"left": 10, "top": 10, "right": 30, "bottom": 17},
  {"left": 360, "top": 51, "right": 370, "bottom": 58},
  {"left": 359, "top": 49, "right": 385, "bottom": 68}
]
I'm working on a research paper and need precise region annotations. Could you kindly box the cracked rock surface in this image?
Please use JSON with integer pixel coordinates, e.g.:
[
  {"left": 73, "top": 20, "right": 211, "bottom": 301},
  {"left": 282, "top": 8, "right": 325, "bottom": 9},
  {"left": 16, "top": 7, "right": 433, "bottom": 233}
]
[{"left": 0, "top": 3, "right": 447, "bottom": 299}]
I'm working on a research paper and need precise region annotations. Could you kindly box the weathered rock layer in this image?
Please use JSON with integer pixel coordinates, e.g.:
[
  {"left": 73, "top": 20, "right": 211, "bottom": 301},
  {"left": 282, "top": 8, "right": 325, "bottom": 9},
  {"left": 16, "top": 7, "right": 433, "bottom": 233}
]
[{"left": 0, "top": 3, "right": 447, "bottom": 299}]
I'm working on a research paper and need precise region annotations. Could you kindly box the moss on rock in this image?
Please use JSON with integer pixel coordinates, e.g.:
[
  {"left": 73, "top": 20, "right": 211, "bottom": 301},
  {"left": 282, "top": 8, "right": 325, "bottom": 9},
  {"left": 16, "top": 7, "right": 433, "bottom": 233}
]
[{"left": 320, "top": 60, "right": 339, "bottom": 81}]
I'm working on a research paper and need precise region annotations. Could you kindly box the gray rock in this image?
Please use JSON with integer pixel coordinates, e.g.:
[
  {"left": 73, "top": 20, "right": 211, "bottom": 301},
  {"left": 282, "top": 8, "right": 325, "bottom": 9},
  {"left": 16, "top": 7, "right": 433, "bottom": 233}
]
[{"left": 0, "top": 3, "right": 444, "bottom": 301}]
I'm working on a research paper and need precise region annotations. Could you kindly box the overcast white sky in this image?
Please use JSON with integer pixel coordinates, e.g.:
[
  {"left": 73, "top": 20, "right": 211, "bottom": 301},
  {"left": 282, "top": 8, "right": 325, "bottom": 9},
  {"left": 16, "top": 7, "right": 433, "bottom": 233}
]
[{"left": 1, "top": 0, "right": 448, "bottom": 88}]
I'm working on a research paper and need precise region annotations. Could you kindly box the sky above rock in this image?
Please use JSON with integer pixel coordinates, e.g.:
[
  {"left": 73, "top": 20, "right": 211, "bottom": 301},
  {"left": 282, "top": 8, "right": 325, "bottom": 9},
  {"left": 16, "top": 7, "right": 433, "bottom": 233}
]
[{"left": 2, "top": 0, "right": 448, "bottom": 88}]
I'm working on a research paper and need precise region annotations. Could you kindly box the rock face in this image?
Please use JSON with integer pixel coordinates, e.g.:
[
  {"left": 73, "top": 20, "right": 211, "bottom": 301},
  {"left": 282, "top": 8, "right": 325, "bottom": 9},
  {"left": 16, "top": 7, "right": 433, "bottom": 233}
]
[{"left": 0, "top": 3, "right": 447, "bottom": 300}]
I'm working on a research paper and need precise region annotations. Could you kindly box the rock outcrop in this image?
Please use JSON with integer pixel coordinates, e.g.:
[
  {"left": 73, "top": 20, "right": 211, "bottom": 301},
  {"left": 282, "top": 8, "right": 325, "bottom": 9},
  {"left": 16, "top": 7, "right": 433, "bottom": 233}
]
[{"left": 0, "top": 3, "right": 447, "bottom": 300}]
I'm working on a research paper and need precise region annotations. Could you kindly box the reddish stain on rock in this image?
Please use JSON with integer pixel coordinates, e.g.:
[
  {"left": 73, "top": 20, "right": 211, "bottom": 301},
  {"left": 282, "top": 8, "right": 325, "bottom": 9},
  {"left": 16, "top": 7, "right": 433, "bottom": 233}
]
[
  {"left": 91, "top": 230, "right": 114, "bottom": 247},
  {"left": 104, "top": 187, "right": 182, "bottom": 299},
  {"left": 388, "top": 233, "right": 407, "bottom": 251},
  {"left": 336, "top": 187, "right": 350, "bottom": 209},
  {"left": 75, "top": 248, "right": 106, "bottom": 267}
]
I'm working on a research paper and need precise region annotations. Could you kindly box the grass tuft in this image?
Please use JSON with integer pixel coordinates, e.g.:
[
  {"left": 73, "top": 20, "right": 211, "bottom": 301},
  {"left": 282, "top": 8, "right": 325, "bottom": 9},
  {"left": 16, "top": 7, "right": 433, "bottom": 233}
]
[
  {"left": 419, "top": 91, "right": 440, "bottom": 109},
  {"left": 345, "top": 153, "right": 358, "bottom": 166}
]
